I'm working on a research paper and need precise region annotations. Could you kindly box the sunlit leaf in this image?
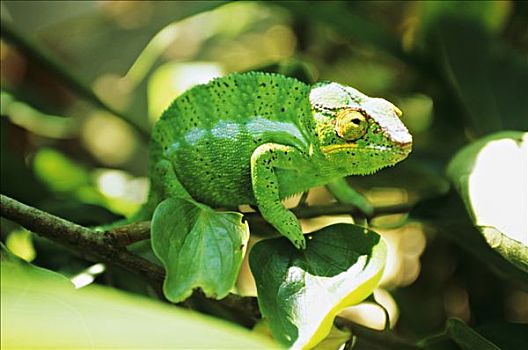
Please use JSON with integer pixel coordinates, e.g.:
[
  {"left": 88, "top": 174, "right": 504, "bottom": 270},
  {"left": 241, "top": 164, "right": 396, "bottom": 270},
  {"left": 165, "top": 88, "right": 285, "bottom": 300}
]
[
  {"left": 147, "top": 62, "right": 224, "bottom": 121},
  {"left": 33, "top": 147, "right": 89, "bottom": 193},
  {"left": 0, "top": 245, "right": 278, "bottom": 349},
  {"left": 81, "top": 112, "right": 139, "bottom": 166},
  {"left": 5, "top": 228, "right": 35, "bottom": 262},
  {"left": 1, "top": 243, "right": 72, "bottom": 287},
  {"left": 0, "top": 91, "right": 76, "bottom": 139},
  {"left": 94, "top": 169, "right": 148, "bottom": 217},
  {"left": 151, "top": 197, "right": 249, "bottom": 303},
  {"left": 313, "top": 325, "right": 351, "bottom": 350},
  {"left": 447, "top": 131, "right": 528, "bottom": 272},
  {"left": 250, "top": 224, "right": 386, "bottom": 349}
]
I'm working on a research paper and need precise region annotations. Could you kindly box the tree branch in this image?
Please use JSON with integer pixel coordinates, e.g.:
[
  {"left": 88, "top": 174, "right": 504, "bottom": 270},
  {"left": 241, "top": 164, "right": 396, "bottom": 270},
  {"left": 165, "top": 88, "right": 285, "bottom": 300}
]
[
  {"left": 104, "top": 201, "right": 415, "bottom": 246},
  {"left": 0, "top": 194, "right": 164, "bottom": 285},
  {"left": 1, "top": 193, "right": 424, "bottom": 347},
  {"left": 106, "top": 221, "right": 152, "bottom": 247},
  {"left": 0, "top": 194, "right": 259, "bottom": 320},
  {"left": 295, "top": 201, "right": 414, "bottom": 219}
]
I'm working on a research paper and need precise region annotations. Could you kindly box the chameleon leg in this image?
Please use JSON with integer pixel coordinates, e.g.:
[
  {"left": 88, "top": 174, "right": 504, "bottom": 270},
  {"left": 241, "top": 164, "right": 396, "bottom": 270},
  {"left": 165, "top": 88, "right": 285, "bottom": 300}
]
[
  {"left": 326, "top": 178, "right": 374, "bottom": 216},
  {"left": 251, "top": 143, "right": 307, "bottom": 249},
  {"left": 153, "top": 159, "right": 193, "bottom": 200}
]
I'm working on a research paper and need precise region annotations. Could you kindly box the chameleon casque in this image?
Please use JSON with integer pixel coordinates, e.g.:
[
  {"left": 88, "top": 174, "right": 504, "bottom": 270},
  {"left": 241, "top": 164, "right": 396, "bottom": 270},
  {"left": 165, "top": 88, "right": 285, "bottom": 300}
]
[{"left": 144, "top": 72, "right": 412, "bottom": 249}]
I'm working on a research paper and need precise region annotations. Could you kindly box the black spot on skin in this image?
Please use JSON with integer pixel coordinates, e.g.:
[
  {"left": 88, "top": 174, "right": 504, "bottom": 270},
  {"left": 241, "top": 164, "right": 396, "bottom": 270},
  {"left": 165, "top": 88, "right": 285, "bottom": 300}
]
[{"left": 281, "top": 108, "right": 285, "bottom": 112}]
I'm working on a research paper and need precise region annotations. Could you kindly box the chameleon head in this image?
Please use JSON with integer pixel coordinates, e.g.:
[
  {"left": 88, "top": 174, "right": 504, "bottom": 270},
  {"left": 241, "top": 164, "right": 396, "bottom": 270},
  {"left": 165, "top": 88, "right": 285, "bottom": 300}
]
[{"left": 310, "top": 82, "right": 412, "bottom": 175}]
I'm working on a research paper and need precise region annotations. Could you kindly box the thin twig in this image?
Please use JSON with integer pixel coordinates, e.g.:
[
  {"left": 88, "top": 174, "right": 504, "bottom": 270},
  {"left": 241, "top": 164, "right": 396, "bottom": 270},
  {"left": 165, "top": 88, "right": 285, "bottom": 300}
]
[
  {"left": 0, "top": 20, "right": 150, "bottom": 141},
  {"left": 294, "top": 202, "right": 414, "bottom": 219},
  {"left": 104, "top": 201, "right": 415, "bottom": 246}
]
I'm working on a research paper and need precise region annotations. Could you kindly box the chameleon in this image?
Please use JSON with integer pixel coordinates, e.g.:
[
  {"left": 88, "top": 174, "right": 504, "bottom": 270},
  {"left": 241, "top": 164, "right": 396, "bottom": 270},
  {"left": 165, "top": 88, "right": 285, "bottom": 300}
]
[{"left": 142, "top": 72, "right": 412, "bottom": 249}]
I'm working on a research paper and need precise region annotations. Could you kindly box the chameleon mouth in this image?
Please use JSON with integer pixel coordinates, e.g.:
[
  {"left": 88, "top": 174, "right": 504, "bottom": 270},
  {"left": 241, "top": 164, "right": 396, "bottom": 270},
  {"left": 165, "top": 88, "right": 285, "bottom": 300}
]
[
  {"left": 322, "top": 142, "right": 412, "bottom": 156},
  {"left": 321, "top": 143, "right": 359, "bottom": 153}
]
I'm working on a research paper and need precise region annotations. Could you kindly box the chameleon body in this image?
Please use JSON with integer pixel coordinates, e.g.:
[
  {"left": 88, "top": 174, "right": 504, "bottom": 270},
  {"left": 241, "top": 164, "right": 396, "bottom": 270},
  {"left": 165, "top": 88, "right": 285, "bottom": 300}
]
[{"left": 145, "top": 72, "right": 412, "bottom": 249}]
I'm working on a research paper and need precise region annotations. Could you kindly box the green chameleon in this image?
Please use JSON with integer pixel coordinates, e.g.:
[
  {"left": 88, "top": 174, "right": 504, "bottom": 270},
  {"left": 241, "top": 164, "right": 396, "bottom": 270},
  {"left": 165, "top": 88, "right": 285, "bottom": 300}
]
[{"left": 143, "top": 72, "right": 412, "bottom": 249}]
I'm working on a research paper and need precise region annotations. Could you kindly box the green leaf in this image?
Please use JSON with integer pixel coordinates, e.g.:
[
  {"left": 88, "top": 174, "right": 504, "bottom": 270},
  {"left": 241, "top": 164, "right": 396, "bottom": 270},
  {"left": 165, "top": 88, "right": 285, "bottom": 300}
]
[
  {"left": 275, "top": 2, "right": 407, "bottom": 62},
  {"left": 475, "top": 321, "right": 528, "bottom": 350},
  {"left": 416, "top": 1, "right": 512, "bottom": 41},
  {"left": 431, "top": 18, "right": 528, "bottom": 135},
  {"left": 1, "top": 243, "right": 72, "bottom": 288},
  {"left": 5, "top": 228, "right": 35, "bottom": 262},
  {"left": 151, "top": 197, "right": 249, "bottom": 303},
  {"left": 249, "top": 224, "right": 386, "bottom": 349},
  {"left": 447, "top": 131, "right": 528, "bottom": 272},
  {"left": 33, "top": 147, "right": 90, "bottom": 193},
  {"left": 419, "top": 318, "right": 502, "bottom": 350},
  {"left": 446, "top": 318, "right": 500, "bottom": 350},
  {"left": 1, "top": 246, "right": 278, "bottom": 349}
]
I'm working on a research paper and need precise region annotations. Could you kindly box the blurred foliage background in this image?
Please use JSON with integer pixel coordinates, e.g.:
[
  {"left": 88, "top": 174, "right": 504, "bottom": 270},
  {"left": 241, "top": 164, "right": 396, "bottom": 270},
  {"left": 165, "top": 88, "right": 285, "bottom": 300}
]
[{"left": 1, "top": 1, "right": 527, "bottom": 349}]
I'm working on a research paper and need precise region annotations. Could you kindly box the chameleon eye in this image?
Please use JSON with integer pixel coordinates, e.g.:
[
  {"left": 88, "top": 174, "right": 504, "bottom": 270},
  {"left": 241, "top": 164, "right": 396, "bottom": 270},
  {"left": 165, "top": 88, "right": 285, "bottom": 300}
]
[{"left": 335, "top": 109, "right": 368, "bottom": 141}]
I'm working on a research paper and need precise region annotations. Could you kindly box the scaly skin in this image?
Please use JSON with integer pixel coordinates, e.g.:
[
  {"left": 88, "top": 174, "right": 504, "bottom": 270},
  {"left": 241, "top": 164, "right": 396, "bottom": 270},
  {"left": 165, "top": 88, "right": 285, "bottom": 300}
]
[{"left": 144, "top": 72, "right": 412, "bottom": 249}]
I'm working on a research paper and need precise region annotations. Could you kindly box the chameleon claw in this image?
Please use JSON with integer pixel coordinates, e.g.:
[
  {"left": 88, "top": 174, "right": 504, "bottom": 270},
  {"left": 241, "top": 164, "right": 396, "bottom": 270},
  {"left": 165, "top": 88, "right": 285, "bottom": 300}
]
[{"left": 295, "top": 237, "right": 307, "bottom": 250}]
